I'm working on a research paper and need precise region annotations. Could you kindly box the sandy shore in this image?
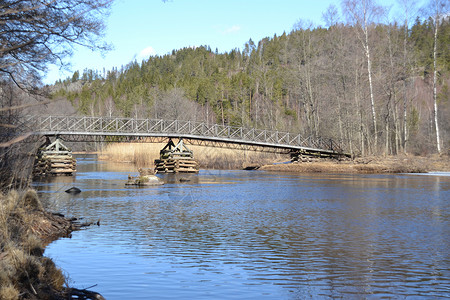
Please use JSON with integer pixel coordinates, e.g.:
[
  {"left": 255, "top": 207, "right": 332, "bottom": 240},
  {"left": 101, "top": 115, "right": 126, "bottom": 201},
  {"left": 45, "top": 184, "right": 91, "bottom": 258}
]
[{"left": 260, "top": 155, "right": 450, "bottom": 174}]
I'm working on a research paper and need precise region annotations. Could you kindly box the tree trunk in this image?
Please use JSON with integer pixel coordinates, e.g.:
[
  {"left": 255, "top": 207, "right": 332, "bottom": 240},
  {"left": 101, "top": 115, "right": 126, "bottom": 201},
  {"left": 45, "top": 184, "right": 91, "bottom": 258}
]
[
  {"left": 394, "top": 101, "right": 400, "bottom": 155},
  {"left": 432, "top": 15, "right": 441, "bottom": 154},
  {"left": 403, "top": 20, "right": 408, "bottom": 154},
  {"left": 364, "top": 28, "right": 377, "bottom": 151},
  {"left": 403, "top": 81, "right": 408, "bottom": 153},
  {"left": 385, "top": 114, "right": 389, "bottom": 156},
  {"left": 220, "top": 90, "right": 225, "bottom": 126},
  {"left": 355, "top": 68, "right": 365, "bottom": 156}
]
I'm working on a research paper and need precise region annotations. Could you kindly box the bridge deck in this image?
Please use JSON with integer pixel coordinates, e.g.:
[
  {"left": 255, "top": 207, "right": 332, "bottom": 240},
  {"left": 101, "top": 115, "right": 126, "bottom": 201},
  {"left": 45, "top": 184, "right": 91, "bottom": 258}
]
[{"left": 19, "top": 115, "right": 347, "bottom": 156}]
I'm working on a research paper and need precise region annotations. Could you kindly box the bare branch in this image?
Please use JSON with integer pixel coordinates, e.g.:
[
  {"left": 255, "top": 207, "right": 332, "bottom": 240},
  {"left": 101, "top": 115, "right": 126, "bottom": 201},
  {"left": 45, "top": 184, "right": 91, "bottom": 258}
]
[
  {"left": 0, "top": 99, "right": 57, "bottom": 112},
  {"left": 0, "top": 132, "right": 31, "bottom": 148},
  {"left": 0, "top": 0, "right": 112, "bottom": 88}
]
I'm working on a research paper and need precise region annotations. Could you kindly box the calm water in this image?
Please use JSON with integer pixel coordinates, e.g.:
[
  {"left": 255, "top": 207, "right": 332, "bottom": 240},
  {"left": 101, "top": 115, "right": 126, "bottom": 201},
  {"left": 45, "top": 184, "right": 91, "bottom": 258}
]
[{"left": 36, "top": 156, "right": 450, "bottom": 299}]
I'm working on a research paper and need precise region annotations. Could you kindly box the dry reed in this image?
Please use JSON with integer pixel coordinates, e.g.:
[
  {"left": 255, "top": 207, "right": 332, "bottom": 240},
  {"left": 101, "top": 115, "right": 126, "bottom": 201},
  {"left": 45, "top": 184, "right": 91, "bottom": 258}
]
[
  {"left": 260, "top": 154, "right": 449, "bottom": 173},
  {"left": 99, "top": 142, "right": 287, "bottom": 169}
]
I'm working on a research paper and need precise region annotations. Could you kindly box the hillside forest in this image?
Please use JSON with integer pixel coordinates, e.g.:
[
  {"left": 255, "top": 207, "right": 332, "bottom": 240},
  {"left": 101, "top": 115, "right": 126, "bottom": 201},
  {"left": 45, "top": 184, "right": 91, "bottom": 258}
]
[{"left": 53, "top": 5, "right": 449, "bottom": 157}]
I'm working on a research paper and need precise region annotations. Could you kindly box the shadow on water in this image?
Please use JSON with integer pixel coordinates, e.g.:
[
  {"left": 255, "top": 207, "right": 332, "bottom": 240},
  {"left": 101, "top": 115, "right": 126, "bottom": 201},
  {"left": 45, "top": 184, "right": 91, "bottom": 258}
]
[{"left": 37, "top": 156, "right": 450, "bottom": 299}]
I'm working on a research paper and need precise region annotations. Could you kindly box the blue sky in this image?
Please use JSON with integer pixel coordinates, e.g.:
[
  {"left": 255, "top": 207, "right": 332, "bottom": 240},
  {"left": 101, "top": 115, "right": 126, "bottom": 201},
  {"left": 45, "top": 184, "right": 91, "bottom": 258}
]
[{"left": 44, "top": 0, "right": 425, "bottom": 84}]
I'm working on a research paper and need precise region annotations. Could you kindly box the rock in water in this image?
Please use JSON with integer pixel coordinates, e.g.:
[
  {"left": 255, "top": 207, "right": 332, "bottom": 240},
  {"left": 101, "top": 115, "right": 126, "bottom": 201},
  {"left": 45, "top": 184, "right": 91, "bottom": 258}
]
[
  {"left": 65, "top": 187, "right": 81, "bottom": 194},
  {"left": 126, "top": 175, "right": 164, "bottom": 186}
]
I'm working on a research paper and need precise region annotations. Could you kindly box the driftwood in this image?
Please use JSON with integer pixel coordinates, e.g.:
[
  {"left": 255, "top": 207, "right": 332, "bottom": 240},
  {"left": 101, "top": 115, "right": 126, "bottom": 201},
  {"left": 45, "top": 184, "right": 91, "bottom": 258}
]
[{"left": 64, "top": 286, "right": 105, "bottom": 300}]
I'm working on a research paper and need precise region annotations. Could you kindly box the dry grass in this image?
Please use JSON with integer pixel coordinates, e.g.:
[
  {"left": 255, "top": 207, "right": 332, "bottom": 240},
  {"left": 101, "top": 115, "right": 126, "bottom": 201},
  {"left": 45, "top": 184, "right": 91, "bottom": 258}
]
[
  {"left": 0, "top": 283, "right": 19, "bottom": 300},
  {"left": 0, "top": 190, "right": 66, "bottom": 299},
  {"left": 99, "top": 142, "right": 287, "bottom": 169},
  {"left": 98, "top": 142, "right": 164, "bottom": 167},
  {"left": 98, "top": 143, "right": 450, "bottom": 174},
  {"left": 261, "top": 154, "right": 450, "bottom": 174}
]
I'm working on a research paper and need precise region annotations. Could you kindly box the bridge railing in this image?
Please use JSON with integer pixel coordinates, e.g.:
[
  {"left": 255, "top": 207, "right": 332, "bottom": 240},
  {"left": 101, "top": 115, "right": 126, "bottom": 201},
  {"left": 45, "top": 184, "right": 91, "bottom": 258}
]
[{"left": 19, "top": 115, "right": 344, "bottom": 153}]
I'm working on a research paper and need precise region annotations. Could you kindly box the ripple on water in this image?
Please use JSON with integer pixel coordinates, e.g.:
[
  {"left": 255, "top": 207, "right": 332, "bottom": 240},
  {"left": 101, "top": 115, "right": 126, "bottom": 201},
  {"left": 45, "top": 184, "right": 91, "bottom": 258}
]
[{"left": 41, "top": 160, "right": 450, "bottom": 299}]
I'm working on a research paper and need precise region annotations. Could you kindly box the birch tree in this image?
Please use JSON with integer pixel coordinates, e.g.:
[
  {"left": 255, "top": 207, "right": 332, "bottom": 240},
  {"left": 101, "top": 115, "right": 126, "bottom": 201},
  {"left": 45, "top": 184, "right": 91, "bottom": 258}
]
[
  {"left": 342, "top": 0, "right": 385, "bottom": 152},
  {"left": 426, "top": 0, "right": 449, "bottom": 154},
  {"left": 397, "top": 0, "right": 418, "bottom": 154}
]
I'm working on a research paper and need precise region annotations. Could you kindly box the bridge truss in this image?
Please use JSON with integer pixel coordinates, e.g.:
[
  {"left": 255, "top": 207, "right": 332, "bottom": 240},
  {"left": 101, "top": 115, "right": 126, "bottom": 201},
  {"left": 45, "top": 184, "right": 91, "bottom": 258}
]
[{"left": 18, "top": 115, "right": 348, "bottom": 156}]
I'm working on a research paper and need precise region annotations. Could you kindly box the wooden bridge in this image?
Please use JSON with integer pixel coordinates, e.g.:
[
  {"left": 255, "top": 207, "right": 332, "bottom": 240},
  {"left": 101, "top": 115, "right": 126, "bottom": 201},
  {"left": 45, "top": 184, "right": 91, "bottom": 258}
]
[{"left": 18, "top": 115, "right": 348, "bottom": 157}]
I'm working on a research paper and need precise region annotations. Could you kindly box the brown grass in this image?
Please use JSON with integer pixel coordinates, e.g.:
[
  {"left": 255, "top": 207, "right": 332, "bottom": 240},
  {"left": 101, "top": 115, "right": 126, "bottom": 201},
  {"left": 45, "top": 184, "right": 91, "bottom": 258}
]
[
  {"left": 98, "top": 143, "right": 450, "bottom": 174},
  {"left": 0, "top": 283, "right": 19, "bottom": 300},
  {"left": 0, "top": 190, "right": 66, "bottom": 299},
  {"left": 261, "top": 154, "right": 450, "bottom": 174},
  {"left": 98, "top": 142, "right": 164, "bottom": 167},
  {"left": 99, "top": 142, "right": 287, "bottom": 169}
]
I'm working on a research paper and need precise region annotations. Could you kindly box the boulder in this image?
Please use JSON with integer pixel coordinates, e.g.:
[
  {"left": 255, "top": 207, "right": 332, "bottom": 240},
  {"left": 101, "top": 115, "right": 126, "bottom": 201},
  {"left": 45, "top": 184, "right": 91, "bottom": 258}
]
[
  {"left": 126, "top": 175, "right": 164, "bottom": 186},
  {"left": 65, "top": 187, "right": 81, "bottom": 194}
]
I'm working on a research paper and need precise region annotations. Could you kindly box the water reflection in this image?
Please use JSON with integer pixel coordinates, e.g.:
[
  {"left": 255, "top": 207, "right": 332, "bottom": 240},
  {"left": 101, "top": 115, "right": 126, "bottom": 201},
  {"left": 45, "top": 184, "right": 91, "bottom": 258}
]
[{"left": 39, "top": 157, "right": 450, "bottom": 299}]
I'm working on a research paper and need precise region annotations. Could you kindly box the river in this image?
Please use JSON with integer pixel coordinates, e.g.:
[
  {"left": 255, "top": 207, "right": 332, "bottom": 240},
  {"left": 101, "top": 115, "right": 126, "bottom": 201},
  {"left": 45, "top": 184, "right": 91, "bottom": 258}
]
[{"left": 35, "top": 155, "right": 449, "bottom": 299}]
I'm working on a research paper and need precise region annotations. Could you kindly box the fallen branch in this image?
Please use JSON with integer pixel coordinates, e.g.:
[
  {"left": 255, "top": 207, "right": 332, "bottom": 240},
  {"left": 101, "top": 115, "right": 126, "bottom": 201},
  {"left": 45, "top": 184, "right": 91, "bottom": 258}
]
[{"left": 64, "top": 287, "right": 105, "bottom": 300}]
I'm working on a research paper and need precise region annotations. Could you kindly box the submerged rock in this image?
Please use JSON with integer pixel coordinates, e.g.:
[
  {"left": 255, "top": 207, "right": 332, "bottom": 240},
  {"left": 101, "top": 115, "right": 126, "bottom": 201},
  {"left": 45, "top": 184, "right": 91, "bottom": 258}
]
[
  {"left": 65, "top": 187, "right": 81, "bottom": 194},
  {"left": 126, "top": 175, "right": 164, "bottom": 186},
  {"left": 243, "top": 164, "right": 260, "bottom": 170}
]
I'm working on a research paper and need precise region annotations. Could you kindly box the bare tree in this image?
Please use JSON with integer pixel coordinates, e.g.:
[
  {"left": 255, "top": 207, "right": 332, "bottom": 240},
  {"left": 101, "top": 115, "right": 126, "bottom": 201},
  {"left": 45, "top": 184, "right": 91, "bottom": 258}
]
[
  {"left": 153, "top": 88, "right": 204, "bottom": 122},
  {"left": 322, "top": 5, "right": 346, "bottom": 144},
  {"left": 342, "top": 0, "right": 385, "bottom": 152},
  {"left": 0, "top": 0, "right": 112, "bottom": 90},
  {"left": 397, "top": 0, "right": 419, "bottom": 154},
  {"left": 323, "top": 4, "right": 341, "bottom": 28},
  {"left": 0, "top": 0, "right": 112, "bottom": 190},
  {"left": 291, "top": 20, "right": 322, "bottom": 137},
  {"left": 425, "top": 0, "right": 449, "bottom": 154}
]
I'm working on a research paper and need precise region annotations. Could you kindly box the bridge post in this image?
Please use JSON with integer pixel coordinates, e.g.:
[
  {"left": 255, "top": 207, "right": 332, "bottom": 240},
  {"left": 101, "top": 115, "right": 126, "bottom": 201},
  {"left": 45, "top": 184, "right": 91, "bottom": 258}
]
[
  {"left": 33, "top": 137, "right": 76, "bottom": 177},
  {"left": 154, "top": 138, "right": 199, "bottom": 174}
]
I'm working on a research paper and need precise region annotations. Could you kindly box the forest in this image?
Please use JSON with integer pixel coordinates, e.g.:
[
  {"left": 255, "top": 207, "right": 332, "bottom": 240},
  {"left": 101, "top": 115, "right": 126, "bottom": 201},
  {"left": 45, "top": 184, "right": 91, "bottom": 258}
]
[{"left": 53, "top": 5, "right": 449, "bottom": 157}]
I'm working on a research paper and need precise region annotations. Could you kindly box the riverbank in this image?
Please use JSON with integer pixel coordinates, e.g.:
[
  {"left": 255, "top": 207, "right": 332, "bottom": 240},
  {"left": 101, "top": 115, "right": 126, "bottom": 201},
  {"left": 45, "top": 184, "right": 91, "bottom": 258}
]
[
  {"left": 96, "top": 144, "right": 449, "bottom": 174},
  {"left": 0, "top": 190, "right": 103, "bottom": 299},
  {"left": 260, "top": 154, "right": 450, "bottom": 173}
]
